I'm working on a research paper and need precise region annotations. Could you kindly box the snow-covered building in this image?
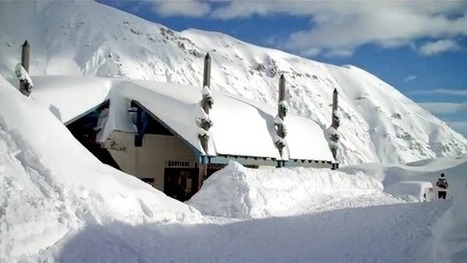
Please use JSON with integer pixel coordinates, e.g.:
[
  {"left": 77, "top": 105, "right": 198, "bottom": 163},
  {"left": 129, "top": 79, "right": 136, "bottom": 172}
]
[{"left": 30, "top": 76, "right": 334, "bottom": 200}]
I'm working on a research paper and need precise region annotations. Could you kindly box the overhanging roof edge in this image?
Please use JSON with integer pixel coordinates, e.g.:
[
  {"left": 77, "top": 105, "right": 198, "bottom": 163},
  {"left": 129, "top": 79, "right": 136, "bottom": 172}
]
[
  {"left": 64, "top": 99, "right": 109, "bottom": 126},
  {"left": 132, "top": 100, "right": 204, "bottom": 158}
]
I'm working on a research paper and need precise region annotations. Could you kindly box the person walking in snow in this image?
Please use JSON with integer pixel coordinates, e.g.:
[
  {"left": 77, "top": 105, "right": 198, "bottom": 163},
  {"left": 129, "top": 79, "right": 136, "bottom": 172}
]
[{"left": 436, "top": 173, "right": 449, "bottom": 199}]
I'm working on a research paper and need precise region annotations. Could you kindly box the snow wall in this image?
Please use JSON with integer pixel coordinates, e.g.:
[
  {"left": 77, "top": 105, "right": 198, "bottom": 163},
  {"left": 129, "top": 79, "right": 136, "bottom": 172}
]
[
  {"left": 188, "top": 161, "right": 402, "bottom": 219},
  {"left": 431, "top": 183, "right": 467, "bottom": 262}
]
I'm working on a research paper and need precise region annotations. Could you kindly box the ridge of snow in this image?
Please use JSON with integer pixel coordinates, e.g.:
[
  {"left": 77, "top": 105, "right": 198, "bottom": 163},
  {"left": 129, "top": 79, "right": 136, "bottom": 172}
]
[
  {"left": 188, "top": 161, "right": 404, "bottom": 219},
  {"left": 341, "top": 155, "right": 467, "bottom": 200}
]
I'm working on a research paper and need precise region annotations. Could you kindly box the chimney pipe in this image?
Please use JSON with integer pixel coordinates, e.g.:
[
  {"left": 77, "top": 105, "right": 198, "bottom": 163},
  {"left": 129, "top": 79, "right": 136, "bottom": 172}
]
[
  {"left": 276, "top": 74, "right": 287, "bottom": 158},
  {"left": 21, "top": 40, "right": 30, "bottom": 72},
  {"left": 331, "top": 89, "right": 339, "bottom": 129},
  {"left": 330, "top": 88, "right": 340, "bottom": 168},
  {"left": 202, "top": 53, "right": 211, "bottom": 88},
  {"left": 19, "top": 40, "right": 31, "bottom": 96}
]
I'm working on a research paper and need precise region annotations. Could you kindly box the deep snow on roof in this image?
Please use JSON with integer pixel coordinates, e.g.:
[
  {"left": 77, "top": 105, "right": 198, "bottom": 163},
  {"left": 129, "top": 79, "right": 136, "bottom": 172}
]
[{"left": 29, "top": 76, "right": 334, "bottom": 162}]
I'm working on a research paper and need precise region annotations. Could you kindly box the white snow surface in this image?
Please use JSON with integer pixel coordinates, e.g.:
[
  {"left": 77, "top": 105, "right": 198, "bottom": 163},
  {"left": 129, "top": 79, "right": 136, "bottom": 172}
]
[
  {"left": 385, "top": 181, "right": 434, "bottom": 202},
  {"left": 0, "top": 0, "right": 466, "bottom": 164},
  {"left": 431, "top": 181, "right": 467, "bottom": 262},
  {"left": 31, "top": 76, "right": 112, "bottom": 124},
  {"left": 342, "top": 155, "right": 467, "bottom": 200},
  {"left": 188, "top": 161, "right": 401, "bottom": 218},
  {"left": 0, "top": 76, "right": 202, "bottom": 261},
  {"left": 0, "top": 73, "right": 466, "bottom": 261}
]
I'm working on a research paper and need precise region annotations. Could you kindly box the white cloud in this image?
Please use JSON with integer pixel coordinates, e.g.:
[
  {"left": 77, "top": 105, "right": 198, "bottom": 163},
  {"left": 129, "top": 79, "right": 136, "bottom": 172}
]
[
  {"left": 449, "top": 121, "right": 467, "bottom": 137},
  {"left": 404, "top": 75, "right": 417, "bottom": 82},
  {"left": 417, "top": 39, "right": 461, "bottom": 56},
  {"left": 413, "top": 89, "right": 467, "bottom": 96},
  {"left": 264, "top": 36, "right": 278, "bottom": 46},
  {"left": 143, "top": 1, "right": 467, "bottom": 56},
  {"left": 209, "top": 1, "right": 467, "bottom": 56},
  {"left": 151, "top": 0, "right": 211, "bottom": 17},
  {"left": 301, "top": 47, "right": 321, "bottom": 57},
  {"left": 324, "top": 48, "right": 354, "bottom": 58},
  {"left": 419, "top": 102, "right": 467, "bottom": 114}
]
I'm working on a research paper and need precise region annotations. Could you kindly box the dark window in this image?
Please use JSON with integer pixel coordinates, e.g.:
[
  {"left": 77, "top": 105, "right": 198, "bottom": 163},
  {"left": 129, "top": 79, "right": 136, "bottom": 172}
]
[
  {"left": 130, "top": 101, "right": 174, "bottom": 136},
  {"left": 141, "top": 178, "right": 155, "bottom": 184},
  {"left": 145, "top": 117, "right": 174, "bottom": 136}
]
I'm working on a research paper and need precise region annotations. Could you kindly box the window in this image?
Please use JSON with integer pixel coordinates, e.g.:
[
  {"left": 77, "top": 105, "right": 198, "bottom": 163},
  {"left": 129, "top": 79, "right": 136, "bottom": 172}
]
[{"left": 141, "top": 178, "right": 155, "bottom": 184}]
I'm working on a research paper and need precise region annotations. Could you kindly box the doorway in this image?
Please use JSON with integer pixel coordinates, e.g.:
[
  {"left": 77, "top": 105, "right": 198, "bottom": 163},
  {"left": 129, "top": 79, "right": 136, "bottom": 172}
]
[{"left": 164, "top": 168, "right": 198, "bottom": 201}]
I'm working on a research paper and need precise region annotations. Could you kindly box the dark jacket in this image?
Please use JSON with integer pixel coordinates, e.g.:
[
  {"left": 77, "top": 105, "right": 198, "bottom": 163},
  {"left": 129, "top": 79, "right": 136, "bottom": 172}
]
[{"left": 436, "top": 178, "right": 448, "bottom": 191}]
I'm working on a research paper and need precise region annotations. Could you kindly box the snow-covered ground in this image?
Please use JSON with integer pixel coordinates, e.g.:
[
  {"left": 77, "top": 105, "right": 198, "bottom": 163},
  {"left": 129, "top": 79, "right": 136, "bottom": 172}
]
[{"left": 1, "top": 74, "right": 466, "bottom": 262}]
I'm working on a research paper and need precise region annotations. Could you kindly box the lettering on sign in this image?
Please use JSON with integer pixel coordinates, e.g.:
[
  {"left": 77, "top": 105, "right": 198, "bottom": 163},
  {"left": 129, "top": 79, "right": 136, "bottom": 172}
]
[
  {"left": 166, "top": 160, "right": 195, "bottom": 168},
  {"left": 107, "top": 140, "right": 126, "bottom": 152}
]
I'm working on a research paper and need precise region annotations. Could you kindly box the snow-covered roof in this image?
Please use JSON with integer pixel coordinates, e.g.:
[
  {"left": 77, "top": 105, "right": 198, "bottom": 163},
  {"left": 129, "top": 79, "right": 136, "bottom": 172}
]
[{"left": 30, "top": 76, "right": 334, "bottom": 162}]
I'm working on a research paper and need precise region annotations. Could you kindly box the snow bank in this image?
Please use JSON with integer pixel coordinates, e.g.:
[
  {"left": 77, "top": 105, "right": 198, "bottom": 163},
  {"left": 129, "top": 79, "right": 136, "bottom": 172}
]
[
  {"left": 431, "top": 182, "right": 467, "bottom": 262},
  {"left": 385, "top": 181, "right": 434, "bottom": 202},
  {"left": 0, "top": 76, "right": 201, "bottom": 261},
  {"left": 341, "top": 157, "right": 467, "bottom": 261},
  {"left": 342, "top": 156, "right": 467, "bottom": 199},
  {"left": 188, "top": 161, "right": 402, "bottom": 219}
]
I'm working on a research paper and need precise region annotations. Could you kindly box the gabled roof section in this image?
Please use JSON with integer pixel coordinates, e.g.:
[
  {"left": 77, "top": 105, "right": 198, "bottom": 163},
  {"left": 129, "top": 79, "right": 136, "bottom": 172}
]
[
  {"left": 31, "top": 76, "right": 334, "bottom": 163},
  {"left": 31, "top": 76, "right": 112, "bottom": 124},
  {"left": 111, "top": 80, "right": 207, "bottom": 156}
]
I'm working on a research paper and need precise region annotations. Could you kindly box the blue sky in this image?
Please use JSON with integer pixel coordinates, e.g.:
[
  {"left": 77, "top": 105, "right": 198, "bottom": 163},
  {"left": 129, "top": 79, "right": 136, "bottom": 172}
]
[{"left": 100, "top": 0, "right": 467, "bottom": 136}]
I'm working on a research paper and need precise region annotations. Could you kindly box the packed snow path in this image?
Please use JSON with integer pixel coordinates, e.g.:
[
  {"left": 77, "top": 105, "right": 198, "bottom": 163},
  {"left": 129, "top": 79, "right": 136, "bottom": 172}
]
[{"left": 44, "top": 201, "right": 450, "bottom": 262}]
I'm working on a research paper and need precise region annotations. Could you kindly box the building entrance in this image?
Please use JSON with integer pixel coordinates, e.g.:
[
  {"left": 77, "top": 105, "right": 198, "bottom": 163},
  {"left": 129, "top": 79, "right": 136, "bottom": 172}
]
[{"left": 164, "top": 168, "right": 199, "bottom": 201}]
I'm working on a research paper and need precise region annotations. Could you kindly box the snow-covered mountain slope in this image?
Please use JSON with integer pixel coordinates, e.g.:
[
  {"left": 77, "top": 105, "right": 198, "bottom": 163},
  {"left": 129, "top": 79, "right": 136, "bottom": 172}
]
[{"left": 0, "top": 1, "right": 466, "bottom": 164}]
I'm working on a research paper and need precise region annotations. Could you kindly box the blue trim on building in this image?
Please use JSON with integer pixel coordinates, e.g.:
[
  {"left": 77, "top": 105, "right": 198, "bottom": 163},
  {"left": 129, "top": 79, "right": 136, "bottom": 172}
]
[{"left": 134, "top": 106, "right": 149, "bottom": 147}]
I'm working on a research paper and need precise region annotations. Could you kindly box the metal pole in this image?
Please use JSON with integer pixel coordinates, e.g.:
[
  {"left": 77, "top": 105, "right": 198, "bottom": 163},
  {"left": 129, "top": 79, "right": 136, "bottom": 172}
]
[
  {"left": 331, "top": 89, "right": 338, "bottom": 129},
  {"left": 278, "top": 74, "right": 285, "bottom": 118},
  {"left": 276, "top": 74, "right": 286, "bottom": 157},
  {"left": 202, "top": 53, "right": 211, "bottom": 88},
  {"left": 330, "top": 89, "right": 339, "bottom": 168},
  {"left": 21, "top": 40, "right": 30, "bottom": 72},
  {"left": 19, "top": 40, "right": 30, "bottom": 96}
]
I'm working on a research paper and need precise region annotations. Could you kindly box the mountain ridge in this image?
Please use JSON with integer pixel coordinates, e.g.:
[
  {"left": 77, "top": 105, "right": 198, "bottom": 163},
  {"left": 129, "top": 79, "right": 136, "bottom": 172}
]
[{"left": 0, "top": 0, "right": 465, "bottom": 164}]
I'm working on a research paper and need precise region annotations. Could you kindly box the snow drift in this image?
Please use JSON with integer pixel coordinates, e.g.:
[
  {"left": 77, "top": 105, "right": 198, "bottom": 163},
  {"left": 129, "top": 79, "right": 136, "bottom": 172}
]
[
  {"left": 342, "top": 155, "right": 467, "bottom": 200},
  {"left": 188, "top": 161, "right": 403, "bottom": 219},
  {"left": 385, "top": 181, "right": 435, "bottom": 202},
  {"left": 0, "top": 76, "right": 201, "bottom": 261},
  {"left": 432, "top": 182, "right": 467, "bottom": 262}
]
